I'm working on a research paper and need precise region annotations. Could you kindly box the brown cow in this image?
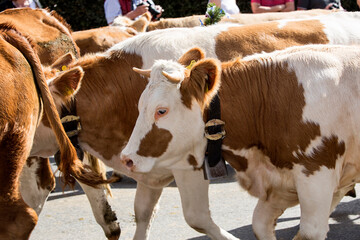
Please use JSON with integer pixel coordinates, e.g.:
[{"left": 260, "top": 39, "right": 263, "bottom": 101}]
[
  {"left": 72, "top": 26, "right": 137, "bottom": 56},
  {"left": 0, "top": 24, "right": 108, "bottom": 240},
  {"left": 0, "top": 8, "right": 80, "bottom": 65},
  {"left": 41, "top": 12, "right": 360, "bottom": 239},
  {"left": 0, "top": 8, "right": 120, "bottom": 239}
]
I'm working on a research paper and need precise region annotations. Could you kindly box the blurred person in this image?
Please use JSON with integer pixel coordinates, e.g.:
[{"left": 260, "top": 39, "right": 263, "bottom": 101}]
[
  {"left": 208, "top": 0, "right": 240, "bottom": 15},
  {"left": 251, "top": 0, "right": 295, "bottom": 13},
  {"left": 0, "top": 0, "right": 41, "bottom": 11},
  {"left": 104, "top": 0, "right": 162, "bottom": 25},
  {"left": 297, "top": 0, "right": 343, "bottom": 10}
]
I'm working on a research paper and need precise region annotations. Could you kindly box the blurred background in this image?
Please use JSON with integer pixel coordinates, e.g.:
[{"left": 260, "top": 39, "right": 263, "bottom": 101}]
[{"left": 24, "top": 0, "right": 360, "bottom": 31}]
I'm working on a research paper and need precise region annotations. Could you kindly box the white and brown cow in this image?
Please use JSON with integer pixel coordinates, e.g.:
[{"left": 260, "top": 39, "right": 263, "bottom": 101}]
[
  {"left": 45, "top": 12, "right": 360, "bottom": 239},
  {"left": 113, "top": 9, "right": 335, "bottom": 32},
  {"left": 0, "top": 24, "right": 109, "bottom": 239},
  {"left": 121, "top": 44, "right": 360, "bottom": 239}
]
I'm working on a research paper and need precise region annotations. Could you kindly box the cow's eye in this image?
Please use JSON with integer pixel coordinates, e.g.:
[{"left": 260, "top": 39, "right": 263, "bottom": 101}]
[
  {"left": 158, "top": 109, "right": 167, "bottom": 115},
  {"left": 155, "top": 107, "right": 168, "bottom": 120}
]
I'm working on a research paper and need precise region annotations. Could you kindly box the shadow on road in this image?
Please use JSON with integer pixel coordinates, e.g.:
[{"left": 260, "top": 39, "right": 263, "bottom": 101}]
[
  {"left": 49, "top": 164, "right": 236, "bottom": 198},
  {"left": 49, "top": 158, "right": 238, "bottom": 197},
  {"left": 188, "top": 199, "right": 360, "bottom": 240}
]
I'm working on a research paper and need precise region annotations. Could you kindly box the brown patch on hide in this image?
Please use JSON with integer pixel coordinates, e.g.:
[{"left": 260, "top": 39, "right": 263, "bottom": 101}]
[
  {"left": 188, "top": 155, "right": 202, "bottom": 171},
  {"left": 215, "top": 19, "right": 329, "bottom": 61},
  {"left": 222, "top": 150, "right": 248, "bottom": 172},
  {"left": 36, "top": 157, "right": 55, "bottom": 191},
  {"left": 137, "top": 124, "right": 173, "bottom": 157},
  {"left": 72, "top": 52, "right": 147, "bottom": 160},
  {"left": 219, "top": 58, "right": 342, "bottom": 175},
  {"left": 26, "top": 157, "right": 35, "bottom": 168},
  {"left": 296, "top": 135, "right": 345, "bottom": 176}
]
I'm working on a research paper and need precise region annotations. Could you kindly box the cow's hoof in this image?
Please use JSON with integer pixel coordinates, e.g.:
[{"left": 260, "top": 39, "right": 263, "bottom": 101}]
[
  {"left": 107, "top": 232, "right": 120, "bottom": 240},
  {"left": 106, "top": 226, "right": 120, "bottom": 240}
]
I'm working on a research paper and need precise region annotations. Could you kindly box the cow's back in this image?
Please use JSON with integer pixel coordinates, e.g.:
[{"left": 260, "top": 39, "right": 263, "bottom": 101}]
[
  {"left": 72, "top": 26, "right": 136, "bottom": 55},
  {"left": 146, "top": 9, "right": 333, "bottom": 31},
  {"left": 0, "top": 8, "right": 79, "bottom": 65}
]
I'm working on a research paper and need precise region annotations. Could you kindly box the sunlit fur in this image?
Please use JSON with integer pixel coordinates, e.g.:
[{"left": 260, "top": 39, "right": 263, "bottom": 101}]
[{"left": 117, "top": 9, "right": 333, "bottom": 32}]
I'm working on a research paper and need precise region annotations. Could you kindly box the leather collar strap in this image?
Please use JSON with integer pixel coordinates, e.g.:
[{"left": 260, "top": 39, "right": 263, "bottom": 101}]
[
  {"left": 203, "top": 94, "right": 228, "bottom": 180},
  {"left": 54, "top": 99, "right": 84, "bottom": 166}
]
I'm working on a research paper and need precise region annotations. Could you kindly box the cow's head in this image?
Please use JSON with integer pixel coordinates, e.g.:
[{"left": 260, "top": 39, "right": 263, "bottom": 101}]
[
  {"left": 30, "top": 53, "right": 84, "bottom": 157},
  {"left": 112, "top": 12, "right": 151, "bottom": 32},
  {"left": 120, "top": 48, "right": 221, "bottom": 172}
]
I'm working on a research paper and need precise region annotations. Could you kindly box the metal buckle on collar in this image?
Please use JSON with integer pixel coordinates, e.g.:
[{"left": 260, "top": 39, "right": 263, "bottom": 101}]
[
  {"left": 61, "top": 115, "right": 81, "bottom": 138},
  {"left": 204, "top": 119, "right": 226, "bottom": 141}
]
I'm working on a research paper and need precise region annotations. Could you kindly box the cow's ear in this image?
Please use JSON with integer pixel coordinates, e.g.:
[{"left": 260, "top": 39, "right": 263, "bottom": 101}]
[
  {"left": 183, "top": 58, "right": 221, "bottom": 107},
  {"left": 50, "top": 53, "right": 75, "bottom": 71},
  {"left": 178, "top": 47, "right": 205, "bottom": 67},
  {"left": 49, "top": 66, "right": 84, "bottom": 100},
  {"left": 130, "top": 12, "right": 151, "bottom": 32},
  {"left": 125, "top": 27, "right": 138, "bottom": 36},
  {"left": 112, "top": 16, "right": 133, "bottom": 27}
]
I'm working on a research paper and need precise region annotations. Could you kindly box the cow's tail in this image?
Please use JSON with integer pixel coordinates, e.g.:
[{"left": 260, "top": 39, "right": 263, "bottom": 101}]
[{"left": 0, "top": 24, "right": 115, "bottom": 188}]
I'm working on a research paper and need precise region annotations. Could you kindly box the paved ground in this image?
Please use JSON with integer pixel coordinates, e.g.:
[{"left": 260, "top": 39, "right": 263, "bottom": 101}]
[{"left": 30, "top": 159, "right": 360, "bottom": 240}]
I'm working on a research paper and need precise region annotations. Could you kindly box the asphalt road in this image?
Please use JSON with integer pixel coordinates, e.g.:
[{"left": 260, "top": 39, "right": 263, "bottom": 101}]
[{"left": 30, "top": 159, "right": 360, "bottom": 240}]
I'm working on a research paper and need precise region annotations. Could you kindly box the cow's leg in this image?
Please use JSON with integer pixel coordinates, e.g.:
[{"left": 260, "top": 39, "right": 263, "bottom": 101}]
[
  {"left": 293, "top": 170, "right": 335, "bottom": 240},
  {"left": 19, "top": 157, "right": 55, "bottom": 215},
  {"left": 0, "top": 198, "right": 38, "bottom": 240},
  {"left": 77, "top": 154, "right": 120, "bottom": 240},
  {"left": 0, "top": 134, "right": 38, "bottom": 239},
  {"left": 133, "top": 182, "right": 164, "bottom": 240},
  {"left": 252, "top": 199, "right": 286, "bottom": 240},
  {"left": 172, "top": 169, "right": 238, "bottom": 240},
  {"left": 329, "top": 183, "right": 356, "bottom": 214},
  {"left": 78, "top": 181, "right": 120, "bottom": 239}
]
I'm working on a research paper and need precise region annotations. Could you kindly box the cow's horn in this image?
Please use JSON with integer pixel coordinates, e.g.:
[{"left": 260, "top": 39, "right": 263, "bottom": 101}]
[
  {"left": 133, "top": 67, "right": 151, "bottom": 78},
  {"left": 162, "top": 71, "right": 181, "bottom": 84}
]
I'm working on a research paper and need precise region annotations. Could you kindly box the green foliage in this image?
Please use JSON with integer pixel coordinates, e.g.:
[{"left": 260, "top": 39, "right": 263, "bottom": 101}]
[
  {"left": 39, "top": 0, "right": 359, "bottom": 31},
  {"left": 204, "top": 3, "right": 226, "bottom": 26}
]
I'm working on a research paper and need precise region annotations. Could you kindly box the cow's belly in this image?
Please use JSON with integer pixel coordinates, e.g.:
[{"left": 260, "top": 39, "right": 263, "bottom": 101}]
[
  {"left": 227, "top": 146, "right": 298, "bottom": 203},
  {"left": 231, "top": 143, "right": 360, "bottom": 210}
]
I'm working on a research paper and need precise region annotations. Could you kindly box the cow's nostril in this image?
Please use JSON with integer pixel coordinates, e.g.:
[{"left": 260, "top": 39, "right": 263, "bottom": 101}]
[{"left": 126, "top": 159, "right": 134, "bottom": 168}]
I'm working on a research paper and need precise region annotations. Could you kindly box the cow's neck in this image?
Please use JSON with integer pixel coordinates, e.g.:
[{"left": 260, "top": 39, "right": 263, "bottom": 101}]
[{"left": 73, "top": 52, "right": 147, "bottom": 162}]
